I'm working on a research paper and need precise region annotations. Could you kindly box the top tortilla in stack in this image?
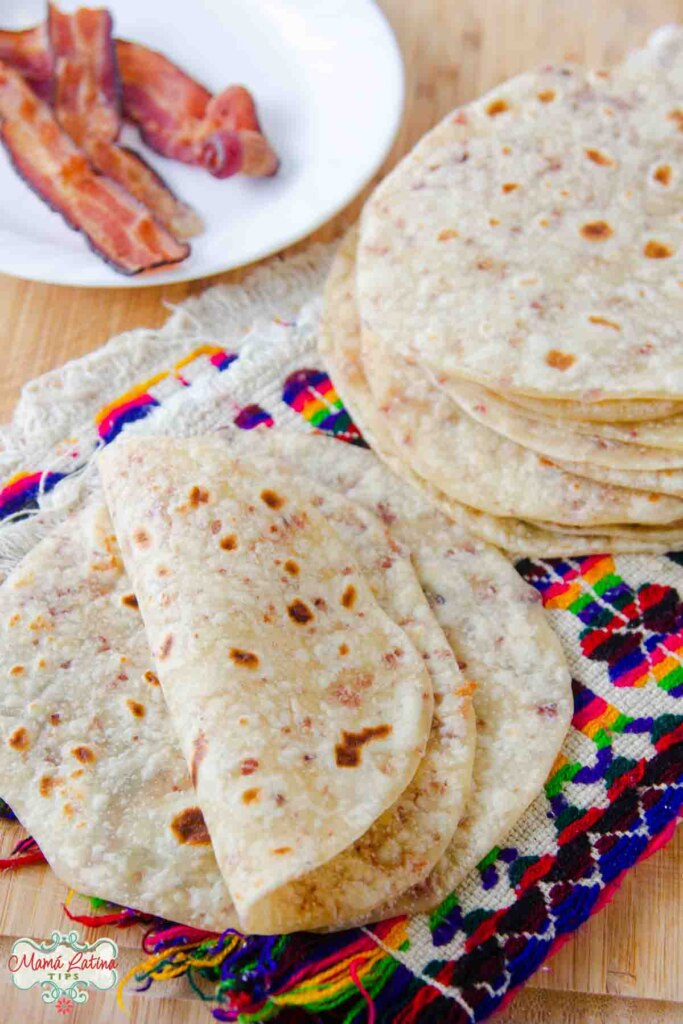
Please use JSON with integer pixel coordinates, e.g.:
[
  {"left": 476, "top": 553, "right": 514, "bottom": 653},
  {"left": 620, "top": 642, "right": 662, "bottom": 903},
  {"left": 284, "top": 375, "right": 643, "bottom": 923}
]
[{"left": 357, "top": 28, "right": 682, "bottom": 404}]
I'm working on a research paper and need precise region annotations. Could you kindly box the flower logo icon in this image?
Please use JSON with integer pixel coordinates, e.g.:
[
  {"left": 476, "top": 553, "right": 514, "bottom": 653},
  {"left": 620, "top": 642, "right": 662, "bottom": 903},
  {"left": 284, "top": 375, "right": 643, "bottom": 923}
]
[{"left": 55, "top": 996, "right": 73, "bottom": 1015}]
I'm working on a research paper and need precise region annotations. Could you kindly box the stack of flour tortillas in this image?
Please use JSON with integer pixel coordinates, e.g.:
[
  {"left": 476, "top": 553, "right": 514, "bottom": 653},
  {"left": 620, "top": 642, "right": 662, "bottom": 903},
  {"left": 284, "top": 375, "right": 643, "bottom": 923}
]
[
  {"left": 0, "top": 433, "right": 572, "bottom": 934},
  {"left": 321, "top": 26, "right": 683, "bottom": 557}
]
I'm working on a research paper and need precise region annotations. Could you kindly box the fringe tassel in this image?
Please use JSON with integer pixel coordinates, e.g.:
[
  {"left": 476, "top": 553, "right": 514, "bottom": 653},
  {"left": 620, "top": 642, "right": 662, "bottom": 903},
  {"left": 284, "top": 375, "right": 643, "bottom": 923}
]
[
  {"left": 115, "top": 916, "right": 406, "bottom": 1022},
  {"left": 0, "top": 835, "right": 46, "bottom": 870},
  {"left": 63, "top": 899, "right": 153, "bottom": 929}
]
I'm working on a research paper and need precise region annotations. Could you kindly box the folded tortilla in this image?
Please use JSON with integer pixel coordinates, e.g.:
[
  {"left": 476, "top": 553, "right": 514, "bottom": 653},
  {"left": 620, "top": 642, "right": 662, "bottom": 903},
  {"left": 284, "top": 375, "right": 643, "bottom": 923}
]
[
  {"left": 219, "top": 431, "right": 573, "bottom": 917},
  {"left": 99, "top": 437, "right": 437, "bottom": 932}
]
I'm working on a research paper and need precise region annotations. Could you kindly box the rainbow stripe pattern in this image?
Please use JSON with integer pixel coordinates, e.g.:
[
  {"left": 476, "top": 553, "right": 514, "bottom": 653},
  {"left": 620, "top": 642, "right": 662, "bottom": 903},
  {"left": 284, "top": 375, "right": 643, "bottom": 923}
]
[
  {"left": 0, "top": 470, "right": 66, "bottom": 520},
  {"left": 1, "top": 344, "right": 239, "bottom": 521},
  {"left": 96, "top": 346, "right": 238, "bottom": 444},
  {"left": 283, "top": 368, "right": 364, "bottom": 445}
]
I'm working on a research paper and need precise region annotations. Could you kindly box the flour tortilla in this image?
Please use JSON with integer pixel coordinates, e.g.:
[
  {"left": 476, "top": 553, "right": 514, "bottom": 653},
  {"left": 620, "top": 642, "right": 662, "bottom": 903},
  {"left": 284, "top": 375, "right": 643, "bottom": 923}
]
[
  {"left": 215, "top": 475, "right": 475, "bottom": 932},
  {"left": 505, "top": 392, "right": 683, "bottom": 424},
  {"left": 335, "top": 231, "right": 683, "bottom": 527},
  {"left": 356, "top": 29, "right": 683, "bottom": 401},
  {"left": 555, "top": 459, "right": 683, "bottom": 498},
  {"left": 0, "top": 500, "right": 235, "bottom": 930},
  {"left": 100, "top": 437, "right": 435, "bottom": 933},
  {"left": 320, "top": 230, "right": 683, "bottom": 556},
  {"left": 224, "top": 430, "right": 573, "bottom": 915},
  {"left": 509, "top": 401, "right": 683, "bottom": 451},
  {"left": 360, "top": 327, "right": 683, "bottom": 526},
  {"left": 444, "top": 377, "right": 683, "bottom": 470}
]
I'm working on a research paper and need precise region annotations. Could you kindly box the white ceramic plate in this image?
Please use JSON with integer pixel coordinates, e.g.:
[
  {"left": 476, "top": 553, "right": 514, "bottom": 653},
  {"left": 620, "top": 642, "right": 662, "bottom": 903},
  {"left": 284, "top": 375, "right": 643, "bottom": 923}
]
[{"left": 0, "top": 0, "right": 403, "bottom": 287}]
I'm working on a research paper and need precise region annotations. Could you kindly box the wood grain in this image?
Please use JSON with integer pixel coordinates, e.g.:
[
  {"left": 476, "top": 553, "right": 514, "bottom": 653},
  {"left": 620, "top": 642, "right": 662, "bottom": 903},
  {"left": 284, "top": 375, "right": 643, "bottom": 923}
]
[{"left": 1, "top": 1, "right": 682, "bottom": 1021}]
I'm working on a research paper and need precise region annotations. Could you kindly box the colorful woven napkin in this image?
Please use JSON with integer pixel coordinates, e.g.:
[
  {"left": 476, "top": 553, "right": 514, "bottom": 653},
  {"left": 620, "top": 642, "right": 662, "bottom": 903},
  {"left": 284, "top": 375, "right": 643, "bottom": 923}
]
[{"left": 1, "top": 245, "right": 682, "bottom": 1023}]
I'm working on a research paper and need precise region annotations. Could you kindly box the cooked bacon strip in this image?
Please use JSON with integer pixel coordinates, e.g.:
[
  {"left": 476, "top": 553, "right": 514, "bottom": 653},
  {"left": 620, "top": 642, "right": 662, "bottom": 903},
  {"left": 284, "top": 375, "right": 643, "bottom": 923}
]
[
  {"left": 48, "top": 4, "right": 119, "bottom": 146},
  {"left": 0, "top": 61, "right": 189, "bottom": 274},
  {"left": 116, "top": 41, "right": 279, "bottom": 177},
  {"left": 87, "top": 139, "right": 202, "bottom": 238},
  {"left": 48, "top": 4, "right": 202, "bottom": 239},
  {"left": 0, "top": 25, "right": 52, "bottom": 99}
]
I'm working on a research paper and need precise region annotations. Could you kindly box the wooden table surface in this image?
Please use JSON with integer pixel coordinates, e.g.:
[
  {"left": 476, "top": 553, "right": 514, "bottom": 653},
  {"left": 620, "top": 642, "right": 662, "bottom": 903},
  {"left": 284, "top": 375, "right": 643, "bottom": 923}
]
[{"left": 2, "top": 1, "right": 683, "bottom": 1021}]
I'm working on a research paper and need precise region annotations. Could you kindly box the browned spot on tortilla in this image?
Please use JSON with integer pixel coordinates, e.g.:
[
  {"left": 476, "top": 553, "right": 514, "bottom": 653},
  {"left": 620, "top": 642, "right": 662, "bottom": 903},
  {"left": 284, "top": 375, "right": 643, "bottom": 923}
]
[
  {"left": 341, "top": 584, "right": 357, "bottom": 609},
  {"left": 502, "top": 182, "right": 519, "bottom": 193},
  {"left": 260, "top": 489, "right": 285, "bottom": 510},
  {"left": 63, "top": 803, "right": 74, "bottom": 819},
  {"left": 537, "top": 703, "right": 558, "bottom": 718},
  {"left": 157, "top": 566, "right": 170, "bottom": 577},
  {"left": 71, "top": 769, "right": 83, "bottom": 779},
  {"left": 644, "top": 240, "right": 673, "bottom": 259},
  {"left": 8, "top": 727, "right": 29, "bottom": 751},
  {"left": 539, "top": 456, "right": 556, "bottom": 467},
  {"left": 9, "top": 665, "right": 24, "bottom": 676},
  {"left": 242, "top": 787, "right": 261, "bottom": 805},
  {"left": 335, "top": 725, "right": 393, "bottom": 767},
  {"left": 486, "top": 98, "right": 509, "bottom": 117},
  {"left": 49, "top": 713, "right": 61, "bottom": 725},
  {"left": 220, "top": 534, "right": 238, "bottom": 550},
  {"left": 437, "top": 228, "right": 458, "bottom": 241},
  {"left": 273, "top": 847, "right": 292, "bottom": 855},
  {"left": 580, "top": 220, "right": 612, "bottom": 241},
  {"left": 654, "top": 164, "right": 672, "bottom": 185},
  {"left": 240, "top": 758, "right": 259, "bottom": 775},
  {"left": 489, "top": 217, "right": 500, "bottom": 226},
  {"left": 383, "top": 647, "right": 404, "bottom": 668},
  {"left": 456, "top": 680, "right": 478, "bottom": 698},
  {"left": 668, "top": 109, "right": 683, "bottom": 131},
  {"left": 287, "top": 599, "right": 314, "bottom": 625},
  {"left": 144, "top": 670, "right": 160, "bottom": 687},
  {"left": 121, "top": 593, "right": 139, "bottom": 608},
  {"left": 127, "top": 699, "right": 145, "bottom": 718},
  {"left": 229, "top": 648, "right": 259, "bottom": 669},
  {"left": 546, "top": 349, "right": 576, "bottom": 371},
  {"left": 159, "top": 634, "right": 174, "bottom": 660},
  {"left": 38, "top": 659, "right": 47, "bottom": 669},
  {"left": 191, "top": 731, "right": 207, "bottom": 787},
  {"left": 39, "top": 776, "right": 57, "bottom": 797},
  {"left": 537, "top": 89, "right": 555, "bottom": 102},
  {"left": 170, "top": 806, "right": 211, "bottom": 845},
  {"left": 30, "top": 615, "right": 51, "bottom": 631},
  {"left": 585, "top": 148, "right": 613, "bottom": 166},
  {"left": 648, "top": 493, "right": 662, "bottom": 502},
  {"left": 211, "top": 519, "right": 222, "bottom": 534},
  {"left": 275, "top": 793, "right": 286, "bottom": 806},
  {"left": 339, "top": 643, "right": 349, "bottom": 656},
  {"left": 588, "top": 315, "right": 620, "bottom": 331},
  {"left": 133, "top": 528, "right": 150, "bottom": 547},
  {"left": 189, "top": 486, "right": 209, "bottom": 506},
  {"left": 283, "top": 559, "right": 300, "bottom": 576},
  {"left": 8, "top": 612, "right": 20, "bottom": 627},
  {"left": 72, "top": 745, "right": 96, "bottom": 764}
]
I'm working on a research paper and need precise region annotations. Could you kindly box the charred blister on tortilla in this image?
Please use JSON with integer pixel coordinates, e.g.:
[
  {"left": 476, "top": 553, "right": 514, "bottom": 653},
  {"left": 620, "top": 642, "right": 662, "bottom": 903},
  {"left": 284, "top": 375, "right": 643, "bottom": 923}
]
[
  {"left": 8, "top": 726, "right": 29, "bottom": 751},
  {"left": 171, "top": 806, "right": 211, "bottom": 845},
  {"left": 334, "top": 725, "right": 393, "bottom": 768}
]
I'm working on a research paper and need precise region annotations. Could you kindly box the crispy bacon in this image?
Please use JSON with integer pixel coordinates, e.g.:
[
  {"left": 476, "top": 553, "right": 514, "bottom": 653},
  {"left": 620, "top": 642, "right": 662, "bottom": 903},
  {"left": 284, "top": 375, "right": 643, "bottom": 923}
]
[
  {"left": 86, "top": 138, "right": 202, "bottom": 238},
  {"left": 0, "top": 25, "right": 52, "bottom": 99},
  {"left": 116, "top": 41, "right": 279, "bottom": 177},
  {"left": 0, "top": 61, "right": 189, "bottom": 274},
  {"left": 48, "top": 4, "right": 202, "bottom": 239},
  {"left": 49, "top": 4, "right": 119, "bottom": 146}
]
